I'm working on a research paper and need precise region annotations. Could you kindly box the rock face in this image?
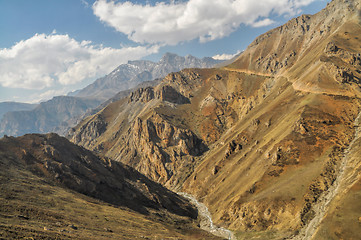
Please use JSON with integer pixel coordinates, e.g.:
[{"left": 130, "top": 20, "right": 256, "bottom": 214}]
[
  {"left": 75, "top": 52, "right": 221, "bottom": 101},
  {"left": 69, "top": 0, "right": 361, "bottom": 239},
  {"left": 129, "top": 87, "right": 155, "bottom": 103},
  {"left": 157, "top": 85, "right": 191, "bottom": 104}
]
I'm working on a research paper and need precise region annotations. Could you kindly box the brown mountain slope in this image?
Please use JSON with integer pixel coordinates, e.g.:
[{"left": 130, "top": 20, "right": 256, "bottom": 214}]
[
  {"left": 228, "top": 0, "right": 360, "bottom": 78},
  {"left": 69, "top": 68, "right": 275, "bottom": 188},
  {"left": 0, "top": 133, "right": 220, "bottom": 239},
  {"left": 69, "top": 0, "right": 361, "bottom": 239}
]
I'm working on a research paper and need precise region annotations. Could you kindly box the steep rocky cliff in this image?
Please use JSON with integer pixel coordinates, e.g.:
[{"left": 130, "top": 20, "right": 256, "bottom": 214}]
[{"left": 69, "top": 0, "right": 361, "bottom": 239}]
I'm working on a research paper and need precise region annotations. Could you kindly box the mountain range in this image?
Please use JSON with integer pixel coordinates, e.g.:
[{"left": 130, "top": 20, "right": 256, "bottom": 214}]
[
  {"left": 75, "top": 52, "right": 221, "bottom": 101},
  {"left": 0, "top": 53, "right": 220, "bottom": 137},
  {"left": 1, "top": 0, "right": 361, "bottom": 239}
]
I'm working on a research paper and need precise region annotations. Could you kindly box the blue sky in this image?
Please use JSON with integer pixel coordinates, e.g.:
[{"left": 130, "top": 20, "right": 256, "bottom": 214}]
[{"left": 0, "top": 0, "right": 330, "bottom": 103}]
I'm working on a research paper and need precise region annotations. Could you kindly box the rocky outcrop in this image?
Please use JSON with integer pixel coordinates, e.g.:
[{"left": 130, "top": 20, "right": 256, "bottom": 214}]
[
  {"left": 322, "top": 41, "right": 361, "bottom": 84},
  {"left": 128, "top": 85, "right": 190, "bottom": 105},
  {"left": 157, "top": 85, "right": 190, "bottom": 104},
  {"left": 68, "top": 114, "right": 107, "bottom": 148},
  {"left": 228, "top": 0, "right": 361, "bottom": 78},
  {"left": 128, "top": 87, "right": 155, "bottom": 103},
  {"left": 117, "top": 113, "right": 207, "bottom": 185}
]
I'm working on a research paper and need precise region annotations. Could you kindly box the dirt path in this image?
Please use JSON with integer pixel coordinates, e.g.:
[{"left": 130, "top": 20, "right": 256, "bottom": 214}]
[
  {"left": 222, "top": 67, "right": 272, "bottom": 77},
  {"left": 290, "top": 110, "right": 361, "bottom": 240},
  {"left": 178, "top": 192, "right": 236, "bottom": 240}
]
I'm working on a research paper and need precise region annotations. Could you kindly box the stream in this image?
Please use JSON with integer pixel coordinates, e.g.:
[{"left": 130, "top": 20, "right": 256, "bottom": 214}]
[{"left": 178, "top": 192, "right": 236, "bottom": 240}]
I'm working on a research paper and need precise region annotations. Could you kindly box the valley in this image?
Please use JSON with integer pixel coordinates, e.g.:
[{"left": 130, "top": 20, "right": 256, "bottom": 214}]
[
  {"left": 68, "top": 0, "right": 361, "bottom": 238},
  {"left": 1, "top": 0, "right": 361, "bottom": 239},
  {"left": 0, "top": 134, "right": 220, "bottom": 239}
]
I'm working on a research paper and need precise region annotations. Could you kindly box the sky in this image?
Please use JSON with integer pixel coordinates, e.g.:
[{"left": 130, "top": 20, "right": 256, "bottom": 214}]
[{"left": 0, "top": 0, "right": 330, "bottom": 103}]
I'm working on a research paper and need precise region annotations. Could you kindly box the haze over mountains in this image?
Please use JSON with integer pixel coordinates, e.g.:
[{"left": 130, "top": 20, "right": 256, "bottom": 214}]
[
  {"left": 0, "top": 96, "right": 101, "bottom": 137},
  {"left": 0, "top": 53, "right": 220, "bottom": 137},
  {"left": 0, "top": 102, "right": 37, "bottom": 120},
  {"left": 1, "top": 0, "right": 361, "bottom": 239}
]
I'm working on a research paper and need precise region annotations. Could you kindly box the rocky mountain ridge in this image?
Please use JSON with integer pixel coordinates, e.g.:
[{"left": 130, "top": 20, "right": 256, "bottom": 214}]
[
  {"left": 75, "top": 52, "right": 221, "bottom": 101},
  {"left": 69, "top": 0, "right": 361, "bottom": 239}
]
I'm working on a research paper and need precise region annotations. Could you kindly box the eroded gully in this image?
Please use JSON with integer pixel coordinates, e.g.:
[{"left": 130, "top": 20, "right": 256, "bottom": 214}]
[{"left": 290, "top": 110, "right": 361, "bottom": 240}]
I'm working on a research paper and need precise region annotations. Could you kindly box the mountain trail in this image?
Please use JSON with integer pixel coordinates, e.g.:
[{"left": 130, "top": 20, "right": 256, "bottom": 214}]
[
  {"left": 178, "top": 192, "right": 236, "bottom": 240},
  {"left": 289, "top": 109, "right": 361, "bottom": 240},
  {"left": 222, "top": 67, "right": 272, "bottom": 77}
]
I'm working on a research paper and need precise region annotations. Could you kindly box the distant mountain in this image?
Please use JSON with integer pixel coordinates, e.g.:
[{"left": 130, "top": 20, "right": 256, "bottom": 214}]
[
  {"left": 75, "top": 53, "right": 221, "bottom": 101},
  {"left": 0, "top": 96, "right": 101, "bottom": 137},
  {"left": 0, "top": 102, "right": 38, "bottom": 120}
]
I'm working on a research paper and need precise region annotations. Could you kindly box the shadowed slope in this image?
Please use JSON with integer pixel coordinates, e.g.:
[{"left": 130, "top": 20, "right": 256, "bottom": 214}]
[{"left": 0, "top": 133, "right": 222, "bottom": 239}]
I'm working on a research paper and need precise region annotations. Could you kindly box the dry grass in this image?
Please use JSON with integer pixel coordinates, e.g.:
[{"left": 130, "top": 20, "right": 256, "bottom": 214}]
[{"left": 0, "top": 142, "right": 221, "bottom": 240}]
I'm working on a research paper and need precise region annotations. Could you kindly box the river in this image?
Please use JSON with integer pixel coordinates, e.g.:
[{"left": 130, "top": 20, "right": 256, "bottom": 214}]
[{"left": 178, "top": 192, "right": 236, "bottom": 240}]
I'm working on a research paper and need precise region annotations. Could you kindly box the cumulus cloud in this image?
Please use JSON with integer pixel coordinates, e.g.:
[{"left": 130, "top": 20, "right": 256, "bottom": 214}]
[
  {"left": 93, "top": 0, "right": 317, "bottom": 45},
  {"left": 0, "top": 33, "right": 159, "bottom": 89},
  {"left": 213, "top": 50, "right": 242, "bottom": 60}
]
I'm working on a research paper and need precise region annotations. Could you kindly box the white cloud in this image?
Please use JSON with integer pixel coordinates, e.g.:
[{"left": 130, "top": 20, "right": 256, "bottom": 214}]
[
  {"left": 92, "top": 0, "right": 317, "bottom": 45},
  {"left": 0, "top": 33, "right": 159, "bottom": 90},
  {"left": 252, "top": 18, "right": 276, "bottom": 28},
  {"left": 213, "top": 50, "right": 242, "bottom": 60}
]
